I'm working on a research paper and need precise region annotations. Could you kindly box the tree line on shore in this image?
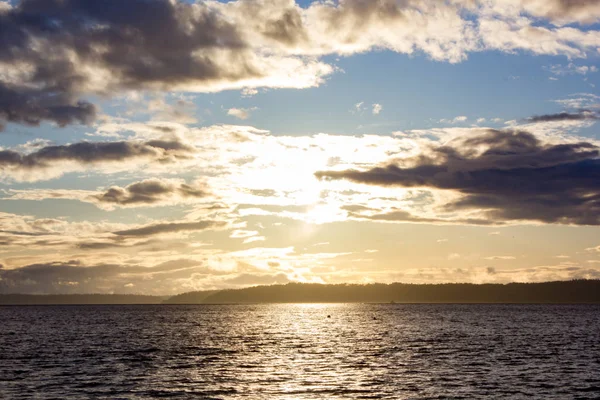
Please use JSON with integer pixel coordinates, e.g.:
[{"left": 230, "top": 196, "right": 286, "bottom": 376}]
[{"left": 2, "top": 280, "right": 599, "bottom": 304}]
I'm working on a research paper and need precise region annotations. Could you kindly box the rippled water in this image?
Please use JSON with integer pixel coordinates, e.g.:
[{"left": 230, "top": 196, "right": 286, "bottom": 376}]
[{"left": 1, "top": 304, "right": 599, "bottom": 399}]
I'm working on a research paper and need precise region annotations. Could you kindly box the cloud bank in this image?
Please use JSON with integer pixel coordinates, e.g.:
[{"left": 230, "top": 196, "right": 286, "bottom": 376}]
[
  {"left": 317, "top": 129, "right": 600, "bottom": 225},
  {"left": 1, "top": 0, "right": 600, "bottom": 129}
]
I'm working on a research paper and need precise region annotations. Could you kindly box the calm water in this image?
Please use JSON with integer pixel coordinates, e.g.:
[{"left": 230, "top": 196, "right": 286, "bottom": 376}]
[{"left": 1, "top": 304, "right": 599, "bottom": 399}]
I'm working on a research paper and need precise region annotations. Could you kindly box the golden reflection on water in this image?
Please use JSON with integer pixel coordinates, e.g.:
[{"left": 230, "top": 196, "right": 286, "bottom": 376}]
[{"left": 2, "top": 304, "right": 599, "bottom": 399}]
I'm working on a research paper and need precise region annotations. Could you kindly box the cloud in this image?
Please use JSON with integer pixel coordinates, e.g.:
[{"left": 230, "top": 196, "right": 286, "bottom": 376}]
[
  {"left": 4, "top": 119, "right": 600, "bottom": 228},
  {"left": 352, "top": 102, "right": 365, "bottom": 114},
  {"left": 0, "top": 259, "right": 214, "bottom": 294},
  {"left": 507, "top": 0, "right": 600, "bottom": 25},
  {"left": 554, "top": 93, "right": 600, "bottom": 110},
  {"left": 372, "top": 104, "right": 383, "bottom": 115},
  {"left": 587, "top": 245, "right": 600, "bottom": 253},
  {"left": 243, "top": 236, "right": 266, "bottom": 244},
  {"left": 547, "top": 63, "right": 599, "bottom": 76},
  {"left": 525, "top": 111, "right": 598, "bottom": 123},
  {"left": 113, "top": 220, "right": 226, "bottom": 237},
  {"left": 316, "top": 128, "right": 600, "bottom": 225},
  {"left": 392, "top": 264, "right": 600, "bottom": 284},
  {"left": 91, "top": 179, "right": 210, "bottom": 208},
  {"left": 241, "top": 88, "right": 258, "bottom": 97},
  {"left": 8, "top": 178, "right": 212, "bottom": 209},
  {"left": 227, "top": 107, "right": 255, "bottom": 120},
  {"left": 75, "top": 241, "right": 127, "bottom": 250},
  {"left": 230, "top": 229, "right": 260, "bottom": 239},
  {"left": 0, "top": 0, "right": 332, "bottom": 129},
  {"left": 485, "top": 256, "right": 516, "bottom": 260},
  {"left": 440, "top": 115, "right": 468, "bottom": 124},
  {"left": 2, "top": 0, "right": 600, "bottom": 129},
  {"left": 0, "top": 138, "right": 194, "bottom": 182},
  {"left": 0, "top": 83, "right": 96, "bottom": 131},
  {"left": 343, "top": 208, "right": 497, "bottom": 226},
  {"left": 146, "top": 95, "right": 199, "bottom": 124},
  {"left": 224, "top": 272, "right": 289, "bottom": 286}
]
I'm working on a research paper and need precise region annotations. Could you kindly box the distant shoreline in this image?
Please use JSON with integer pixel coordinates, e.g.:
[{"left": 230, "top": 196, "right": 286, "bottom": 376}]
[
  {"left": 2, "top": 302, "right": 600, "bottom": 305},
  {"left": 2, "top": 280, "right": 600, "bottom": 305}
]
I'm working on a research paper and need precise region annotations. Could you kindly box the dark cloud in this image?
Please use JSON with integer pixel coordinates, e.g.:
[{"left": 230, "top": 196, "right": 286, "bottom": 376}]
[
  {"left": 317, "top": 0, "right": 405, "bottom": 34},
  {"left": 75, "top": 241, "right": 125, "bottom": 250},
  {"left": 316, "top": 129, "right": 600, "bottom": 225},
  {"left": 247, "top": 189, "right": 277, "bottom": 197},
  {"left": 345, "top": 208, "right": 497, "bottom": 226},
  {"left": 0, "top": 83, "right": 96, "bottom": 130},
  {"left": 263, "top": 8, "right": 307, "bottom": 46},
  {"left": 93, "top": 179, "right": 209, "bottom": 206},
  {"left": 113, "top": 220, "right": 226, "bottom": 237},
  {"left": 0, "top": 0, "right": 255, "bottom": 129},
  {"left": 0, "top": 138, "right": 194, "bottom": 177},
  {"left": 526, "top": 111, "right": 598, "bottom": 123}
]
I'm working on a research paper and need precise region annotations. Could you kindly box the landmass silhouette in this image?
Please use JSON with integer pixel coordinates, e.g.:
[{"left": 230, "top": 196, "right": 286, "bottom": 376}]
[{"left": 1, "top": 280, "right": 599, "bottom": 304}]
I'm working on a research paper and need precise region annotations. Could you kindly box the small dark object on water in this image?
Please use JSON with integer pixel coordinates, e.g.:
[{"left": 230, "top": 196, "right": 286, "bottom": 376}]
[{"left": 327, "top": 315, "right": 331, "bottom": 318}]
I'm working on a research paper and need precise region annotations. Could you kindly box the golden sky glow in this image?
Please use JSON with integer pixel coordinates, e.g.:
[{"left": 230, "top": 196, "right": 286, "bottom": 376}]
[{"left": 1, "top": 0, "right": 600, "bottom": 294}]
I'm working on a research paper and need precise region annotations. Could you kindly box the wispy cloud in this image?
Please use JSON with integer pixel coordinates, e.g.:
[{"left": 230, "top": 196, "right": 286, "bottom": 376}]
[
  {"left": 547, "top": 63, "right": 599, "bottom": 76},
  {"left": 440, "top": 116, "right": 468, "bottom": 124},
  {"left": 114, "top": 220, "right": 226, "bottom": 238}
]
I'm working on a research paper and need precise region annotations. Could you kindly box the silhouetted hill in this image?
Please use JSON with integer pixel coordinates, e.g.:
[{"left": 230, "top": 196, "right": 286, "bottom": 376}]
[
  {"left": 162, "top": 290, "right": 220, "bottom": 304},
  {"left": 0, "top": 294, "right": 167, "bottom": 305},
  {"left": 182, "top": 280, "right": 600, "bottom": 304},
  {"left": 3, "top": 280, "right": 599, "bottom": 304}
]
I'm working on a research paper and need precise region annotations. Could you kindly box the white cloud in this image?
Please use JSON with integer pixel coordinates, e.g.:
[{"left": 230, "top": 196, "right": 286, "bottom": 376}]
[
  {"left": 351, "top": 101, "right": 365, "bottom": 114},
  {"left": 230, "top": 230, "right": 260, "bottom": 239},
  {"left": 587, "top": 245, "right": 600, "bottom": 253},
  {"left": 227, "top": 107, "right": 257, "bottom": 120},
  {"left": 440, "top": 115, "right": 468, "bottom": 124},
  {"left": 547, "top": 63, "right": 599, "bottom": 76},
  {"left": 243, "top": 236, "right": 266, "bottom": 244},
  {"left": 241, "top": 88, "right": 259, "bottom": 97},
  {"left": 554, "top": 93, "right": 600, "bottom": 109},
  {"left": 372, "top": 104, "right": 383, "bottom": 115}
]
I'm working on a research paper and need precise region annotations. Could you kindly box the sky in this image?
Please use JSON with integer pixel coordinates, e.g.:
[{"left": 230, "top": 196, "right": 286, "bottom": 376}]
[{"left": 1, "top": 0, "right": 600, "bottom": 295}]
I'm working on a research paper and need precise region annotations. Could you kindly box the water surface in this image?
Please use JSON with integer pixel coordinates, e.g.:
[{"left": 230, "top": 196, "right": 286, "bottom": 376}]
[{"left": 1, "top": 304, "right": 599, "bottom": 399}]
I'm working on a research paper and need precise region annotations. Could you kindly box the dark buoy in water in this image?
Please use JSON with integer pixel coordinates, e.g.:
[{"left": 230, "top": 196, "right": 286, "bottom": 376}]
[
  {"left": 327, "top": 315, "right": 331, "bottom": 318},
  {"left": 373, "top": 316, "right": 377, "bottom": 320}
]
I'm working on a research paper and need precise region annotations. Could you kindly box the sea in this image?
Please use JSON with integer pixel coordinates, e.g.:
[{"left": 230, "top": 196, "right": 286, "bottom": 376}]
[{"left": 1, "top": 304, "right": 599, "bottom": 399}]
